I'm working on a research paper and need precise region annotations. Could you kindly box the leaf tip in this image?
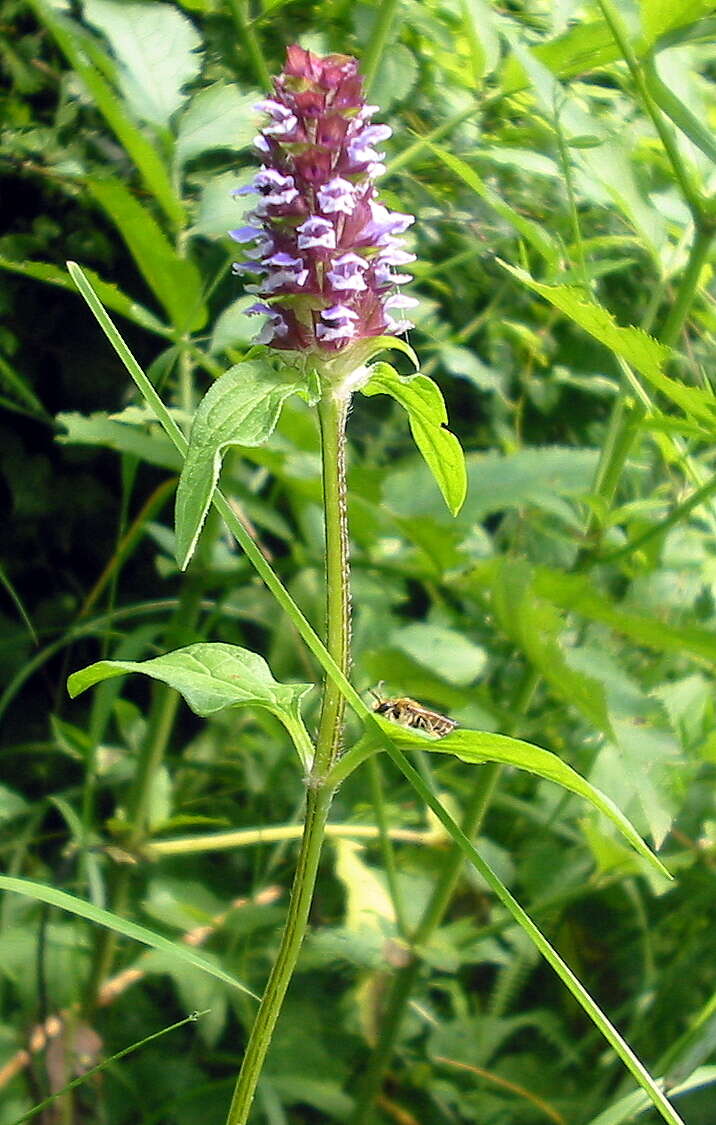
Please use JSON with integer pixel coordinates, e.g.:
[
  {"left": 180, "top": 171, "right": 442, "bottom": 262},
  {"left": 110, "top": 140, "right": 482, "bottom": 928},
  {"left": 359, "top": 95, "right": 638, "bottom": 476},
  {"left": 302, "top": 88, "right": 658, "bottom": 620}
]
[{"left": 66, "top": 671, "right": 83, "bottom": 699}]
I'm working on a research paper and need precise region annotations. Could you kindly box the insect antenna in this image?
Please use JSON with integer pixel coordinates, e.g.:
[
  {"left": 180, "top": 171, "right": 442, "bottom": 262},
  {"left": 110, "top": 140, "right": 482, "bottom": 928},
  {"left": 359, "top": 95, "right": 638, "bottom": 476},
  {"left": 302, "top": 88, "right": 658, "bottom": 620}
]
[{"left": 368, "top": 681, "right": 385, "bottom": 705}]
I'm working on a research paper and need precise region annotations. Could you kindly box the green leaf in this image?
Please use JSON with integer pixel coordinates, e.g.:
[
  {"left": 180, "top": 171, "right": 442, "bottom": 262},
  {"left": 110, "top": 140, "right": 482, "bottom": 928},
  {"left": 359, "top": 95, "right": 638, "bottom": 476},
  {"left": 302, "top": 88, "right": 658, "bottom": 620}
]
[
  {"left": 361, "top": 363, "right": 467, "bottom": 516},
  {"left": 374, "top": 720, "right": 668, "bottom": 877},
  {"left": 0, "top": 875, "right": 257, "bottom": 997},
  {"left": 68, "top": 642, "right": 314, "bottom": 767},
  {"left": 487, "top": 559, "right": 613, "bottom": 737},
  {"left": 83, "top": 0, "right": 202, "bottom": 127},
  {"left": 500, "top": 262, "right": 672, "bottom": 380},
  {"left": 87, "top": 178, "right": 207, "bottom": 333},
  {"left": 56, "top": 411, "right": 182, "bottom": 471},
  {"left": 369, "top": 43, "right": 419, "bottom": 110},
  {"left": 529, "top": 565, "right": 716, "bottom": 666},
  {"left": 175, "top": 362, "right": 308, "bottom": 569},
  {"left": 67, "top": 642, "right": 310, "bottom": 719},
  {"left": 175, "top": 83, "right": 259, "bottom": 166},
  {"left": 504, "top": 261, "right": 716, "bottom": 423},
  {"left": 28, "top": 0, "right": 184, "bottom": 229},
  {"left": 393, "top": 623, "right": 487, "bottom": 686},
  {"left": 209, "top": 296, "right": 257, "bottom": 354},
  {"left": 521, "top": 19, "right": 620, "bottom": 81},
  {"left": 639, "top": 0, "right": 716, "bottom": 44},
  {"left": 425, "top": 141, "right": 559, "bottom": 265},
  {"left": 458, "top": 0, "right": 500, "bottom": 83}
]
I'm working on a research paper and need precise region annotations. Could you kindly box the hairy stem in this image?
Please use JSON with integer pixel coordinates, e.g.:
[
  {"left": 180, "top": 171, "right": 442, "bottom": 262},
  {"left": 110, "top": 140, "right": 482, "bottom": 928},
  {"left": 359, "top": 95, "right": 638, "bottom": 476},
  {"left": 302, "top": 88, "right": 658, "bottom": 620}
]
[
  {"left": 314, "top": 392, "right": 351, "bottom": 776},
  {"left": 224, "top": 386, "right": 351, "bottom": 1125}
]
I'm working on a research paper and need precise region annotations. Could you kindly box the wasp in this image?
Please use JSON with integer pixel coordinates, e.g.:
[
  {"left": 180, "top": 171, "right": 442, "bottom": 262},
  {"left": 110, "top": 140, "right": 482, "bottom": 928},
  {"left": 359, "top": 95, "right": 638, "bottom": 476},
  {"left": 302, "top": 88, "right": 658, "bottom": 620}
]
[{"left": 370, "top": 685, "right": 457, "bottom": 738}]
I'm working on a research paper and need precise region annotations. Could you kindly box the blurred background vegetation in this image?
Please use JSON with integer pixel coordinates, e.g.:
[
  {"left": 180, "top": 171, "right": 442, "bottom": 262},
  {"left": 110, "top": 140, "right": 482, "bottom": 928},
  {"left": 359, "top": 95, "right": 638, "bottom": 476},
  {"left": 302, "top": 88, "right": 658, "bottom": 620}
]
[{"left": 1, "top": 1, "right": 716, "bottom": 1122}]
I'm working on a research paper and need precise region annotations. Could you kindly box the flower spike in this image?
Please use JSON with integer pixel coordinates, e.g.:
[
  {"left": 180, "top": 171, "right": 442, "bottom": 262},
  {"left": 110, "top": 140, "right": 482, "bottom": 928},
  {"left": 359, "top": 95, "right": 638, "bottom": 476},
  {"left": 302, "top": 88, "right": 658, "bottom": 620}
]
[{"left": 231, "top": 45, "right": 416, "bottom": 353}]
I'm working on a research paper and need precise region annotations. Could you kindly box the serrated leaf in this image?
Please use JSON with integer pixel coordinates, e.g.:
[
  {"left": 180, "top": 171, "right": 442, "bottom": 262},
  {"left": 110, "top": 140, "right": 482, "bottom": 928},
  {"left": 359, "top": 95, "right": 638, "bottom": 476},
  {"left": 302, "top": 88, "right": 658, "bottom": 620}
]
[
  {"left": 369, "top": 43, "right": 418, "bottom": 110},
  {"left": 28, "top": 0, "right": 184, "bottom": 228},
  {"left": 426, "top": 141, "right": 559, "bottom": 265},
  {"left": 68, "top": 642, "right": 311, "bottom": 722},
  {"left": 176, "top": 83, "right": 258, "bottom": 166},
  {"left": 87, "top": 178, "right": 207, "bottom": 332},
  {"left": 175, "top": 362, "right": 308, "bottom": 569},
  {"left": 83, "top": 0, "right": 201, "bottom": 127},
  {"left": 361, "top": 363, "right": 467, "bottom": 516},
  {"left": 499, "top": 262, "right": 672, "bottom": 381},
  {"left": 374, "top": 720, "right": 668, "bottom": 877}
]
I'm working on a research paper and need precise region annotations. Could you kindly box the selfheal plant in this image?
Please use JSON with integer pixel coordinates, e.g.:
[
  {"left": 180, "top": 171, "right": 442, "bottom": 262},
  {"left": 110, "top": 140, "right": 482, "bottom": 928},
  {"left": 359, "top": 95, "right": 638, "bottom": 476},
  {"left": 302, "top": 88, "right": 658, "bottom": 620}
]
[
  {"left": 231, "top": 45, "right": 417, "bottom": 356},
  {"left": 63, "top": 38, "right": 678, "bottom": 1125}
]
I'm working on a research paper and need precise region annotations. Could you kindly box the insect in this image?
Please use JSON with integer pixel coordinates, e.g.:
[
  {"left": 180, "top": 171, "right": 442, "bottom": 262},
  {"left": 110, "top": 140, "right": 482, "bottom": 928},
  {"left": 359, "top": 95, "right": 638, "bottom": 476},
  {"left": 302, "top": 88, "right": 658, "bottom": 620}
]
[{"left": 370, "top": 685, "right": 457, "bottom": 738}]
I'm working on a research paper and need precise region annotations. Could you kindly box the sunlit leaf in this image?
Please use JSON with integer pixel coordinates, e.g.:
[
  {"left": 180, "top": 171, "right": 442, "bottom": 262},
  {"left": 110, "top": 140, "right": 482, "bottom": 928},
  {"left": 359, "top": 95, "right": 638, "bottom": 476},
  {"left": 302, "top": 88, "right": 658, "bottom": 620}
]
[
  {"left": 175, "top": 362, "right": 309, "bottom": 569},
  {"left": 68, "top": 642, "right": 314, "bottom": 768},
  {"left": 500, "top": 262, "right": 672, "bottom": 380},
  {"left": 426, "top": 141, "right": 559, "bottom": 265},
  {"left": 373, "top": 720, "right": 669, "bottom": 876},
  {"left": 83, "top": 0, "right": 202, "bottom": 127},
  {"left": 361, "top": 362, "right": 467, "bottom": 516},
  {"left": 68, "top": 642, "right": 311, "bottom": 719},
  {"left": 176, "top": 83, "right": 259, "bottom": 166}
]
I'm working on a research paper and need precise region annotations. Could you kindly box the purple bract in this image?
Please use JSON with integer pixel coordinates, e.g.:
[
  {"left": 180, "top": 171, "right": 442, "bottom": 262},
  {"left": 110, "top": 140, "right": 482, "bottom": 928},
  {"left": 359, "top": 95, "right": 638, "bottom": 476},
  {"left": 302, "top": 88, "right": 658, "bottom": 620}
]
[{"left": 231, "top": 45, "right": 416, "bottom": 354}]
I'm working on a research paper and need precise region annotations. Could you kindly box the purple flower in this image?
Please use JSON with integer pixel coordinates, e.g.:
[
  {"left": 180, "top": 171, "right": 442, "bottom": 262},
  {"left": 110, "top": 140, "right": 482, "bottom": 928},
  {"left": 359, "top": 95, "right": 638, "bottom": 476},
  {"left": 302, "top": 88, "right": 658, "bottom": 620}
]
[
  {"left": 230, "top": 45, "right": 416, "bottom": 352},
  {"left": 297, "top": 216, "right": 336, "bottom": 251}
]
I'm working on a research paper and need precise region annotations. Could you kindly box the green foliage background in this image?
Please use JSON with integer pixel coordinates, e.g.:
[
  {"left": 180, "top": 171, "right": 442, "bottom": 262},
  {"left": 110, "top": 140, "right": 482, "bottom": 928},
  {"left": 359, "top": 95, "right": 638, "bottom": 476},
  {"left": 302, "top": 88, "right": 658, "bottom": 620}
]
[{"left": 1, "top": 1, "right": 716, "bottom": 1123}]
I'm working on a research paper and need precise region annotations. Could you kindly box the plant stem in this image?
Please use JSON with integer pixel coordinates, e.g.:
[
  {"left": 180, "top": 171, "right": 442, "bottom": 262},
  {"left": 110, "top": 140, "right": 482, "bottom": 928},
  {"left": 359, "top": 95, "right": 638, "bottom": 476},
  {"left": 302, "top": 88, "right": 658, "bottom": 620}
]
[
  {"left": 362, "top": 0, "right": 400, "bottom": 95},
  {"left": 225, "top": 0, "right": 271, "bottom": 90},
  {"left": 578, "top": 220, "right": 715, "bottom": 564},
  {"left": 657, "top": 223, "right": 714, "bottom": 348},
  {"left": 146, "top": 822, "right": 436, "bottom": 857},
  {"left": 596, "top": 0, "right": 705, "bottom": 222},
  {"left": 313, "top": 392, "right": 351, "bottom": 777},
  {"left": 224, "top": 386, "right": 351, "bottom": 1125},
  {"left": 225, "top": 785, "right": 334, "bottom": 1125}
]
